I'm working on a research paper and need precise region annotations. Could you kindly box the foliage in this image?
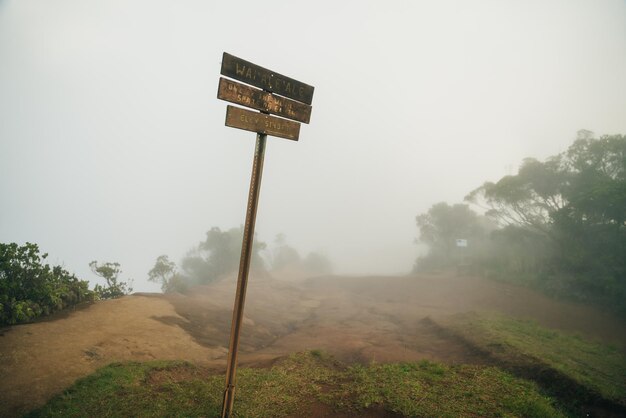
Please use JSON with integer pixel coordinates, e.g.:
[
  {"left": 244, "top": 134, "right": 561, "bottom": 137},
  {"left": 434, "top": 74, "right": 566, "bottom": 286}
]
[
  {"left": 302, "top": 251, "right": 333, "bottom": 275},
  {"left": 466, "top": 156, "right": 568, "bottom": 236},
  {"left": 269, "top": 233, "right": 333, "bottom": 275},
  {"left": 90, "top": 261, "right": 133, "bottom": 299},
  {"left": 162, "top": 272, "right": 188, "bottom": 294},
  {"left": 180, "top": 226, "right": 266, "bottom": 285},
  {"left": 26, "top": 351, "right": 565, "bottom": 418},
  {"left": 160, "top": 230, "right": 332, "bottom": 291},
  {"left": 0, "top": 242, "right": 94, "bottom": 325},
  {"left": 417, "top": 132, "right": 625, "bottom": 314},
  {"left": 271, "top": 233, "right": 301, "bottom": 270},
  {"left": 550, "top": 134, "right": 626, "bottom": 307},
  {"left": 147, "top": 255, "right": 186, "bottom": 293},
  {"left": 480, "top": 225, "right": 553, "bottom": 279},
  {"left": 414, "top": 202, "right": 495, "bottom": 271}
]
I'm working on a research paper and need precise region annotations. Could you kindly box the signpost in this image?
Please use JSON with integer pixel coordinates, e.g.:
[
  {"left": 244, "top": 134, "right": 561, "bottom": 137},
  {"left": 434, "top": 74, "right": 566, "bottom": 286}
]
[{"left": 216, "top": 52, "right": 314, "bottom": 418}]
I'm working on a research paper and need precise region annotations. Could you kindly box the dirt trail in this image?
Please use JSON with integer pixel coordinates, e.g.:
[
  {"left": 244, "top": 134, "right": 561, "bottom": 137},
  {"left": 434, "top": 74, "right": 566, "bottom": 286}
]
[
  {"left": 0, "top": 295, "right": 225, "bottom": 417},
  {"left": 1, "top": 273, "right": 625, "bottom": 417}
]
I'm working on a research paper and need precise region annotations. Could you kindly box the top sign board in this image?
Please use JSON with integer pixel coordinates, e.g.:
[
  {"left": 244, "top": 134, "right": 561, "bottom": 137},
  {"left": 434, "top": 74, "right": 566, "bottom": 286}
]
[
  {"left": 456, "top": 239, "right": 468, "bottom": 247},
  {"left": 221, "top": 52, "right": 314, "bottom": 105}
]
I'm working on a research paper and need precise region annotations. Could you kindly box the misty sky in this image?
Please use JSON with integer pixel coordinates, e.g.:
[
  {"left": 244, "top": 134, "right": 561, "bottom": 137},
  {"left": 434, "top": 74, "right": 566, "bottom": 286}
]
[{"left": 1, "top": 0, "right": 625, "bottom": 292}]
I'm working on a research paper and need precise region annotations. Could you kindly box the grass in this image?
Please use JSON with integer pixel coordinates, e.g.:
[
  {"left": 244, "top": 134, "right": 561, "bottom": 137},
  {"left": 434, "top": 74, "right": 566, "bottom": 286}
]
[
  {"left": 440, "top": 312, "right": 626, "bottom": 407},
  {"left": 23, "top": 361, "right": 222, "bottom": 418},
  {"left": 25, "top": 351, "right": 564, "bottom": 418},
  {"left": 336, "top": 360, "right": 562, "bottom": 417}
]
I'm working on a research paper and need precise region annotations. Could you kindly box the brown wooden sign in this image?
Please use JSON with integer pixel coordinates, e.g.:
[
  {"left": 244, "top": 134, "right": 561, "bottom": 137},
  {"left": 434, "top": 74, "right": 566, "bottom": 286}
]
[
  {"left": 221, "top": 52, "right": 314, "bottom": 105},
  {"left": 225, "top": 105, "right": 300, "bottom": 141},
  {"left": 218, "top": 78, "right": 312, "bottom": 124}
]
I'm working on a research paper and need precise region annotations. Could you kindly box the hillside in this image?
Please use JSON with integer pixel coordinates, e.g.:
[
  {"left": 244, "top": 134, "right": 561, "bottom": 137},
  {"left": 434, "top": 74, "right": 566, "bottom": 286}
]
[{"left": 2, "top": 273, "right": 625, "bottom": 417}]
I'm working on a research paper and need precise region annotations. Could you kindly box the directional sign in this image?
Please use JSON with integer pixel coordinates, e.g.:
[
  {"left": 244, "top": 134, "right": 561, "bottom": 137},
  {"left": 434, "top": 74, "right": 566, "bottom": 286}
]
[
  {"left": 225, "top": 105, "right": 300, "bottom": 141},
  {"left": 218, "top": 78, "right": 312, "bottom": 124},
  {"left": 221, "top": 52, "right": 314, "bottom": 105}
]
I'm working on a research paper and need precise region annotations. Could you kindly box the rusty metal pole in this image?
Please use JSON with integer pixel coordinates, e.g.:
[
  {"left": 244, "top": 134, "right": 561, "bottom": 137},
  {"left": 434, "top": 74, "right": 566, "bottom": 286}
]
[{"left": 221, "top": 133, "right": 267, "bottom": 418}]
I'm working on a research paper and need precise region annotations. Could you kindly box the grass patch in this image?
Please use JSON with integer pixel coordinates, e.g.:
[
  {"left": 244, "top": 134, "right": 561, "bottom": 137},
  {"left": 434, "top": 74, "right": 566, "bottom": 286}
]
[
  {"left": 26, "top": 352, "right": 564, "bottom": 417},
  {"left": 23, "top": 360, "right": 223, "bottom": 418},
  {"left": 336, "top": 360, "right": 561, "bottom": 417},
  {"left": 440, "top": 312, "right": 626, "bottom": 407}
]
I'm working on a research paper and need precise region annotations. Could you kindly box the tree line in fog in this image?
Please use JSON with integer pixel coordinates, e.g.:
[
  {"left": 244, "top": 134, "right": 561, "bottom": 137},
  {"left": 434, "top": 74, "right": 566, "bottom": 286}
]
[
  {"left": 148, "top": 229, "right": 332, "bottom": 293},
  {"left": 2, "top": 131, "right": 623, "bottom": 325},
  {"left": 415, "top": 131, "right": 626, "bottom": 316}
]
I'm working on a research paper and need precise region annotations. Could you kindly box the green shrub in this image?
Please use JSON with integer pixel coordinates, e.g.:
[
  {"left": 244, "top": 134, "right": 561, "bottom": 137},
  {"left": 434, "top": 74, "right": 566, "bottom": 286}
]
[
  {"left": 90, "top": 261, "right": 133, "bottom": 299},
  {"left": 0, "top": 242, "right": 95, "bottom": 325}
]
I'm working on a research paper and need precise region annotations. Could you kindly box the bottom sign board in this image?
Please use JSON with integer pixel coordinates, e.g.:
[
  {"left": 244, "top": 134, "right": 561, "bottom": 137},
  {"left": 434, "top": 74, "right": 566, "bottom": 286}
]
[{"left": 225, "top": 105, "right": 300, "bottom": 141}]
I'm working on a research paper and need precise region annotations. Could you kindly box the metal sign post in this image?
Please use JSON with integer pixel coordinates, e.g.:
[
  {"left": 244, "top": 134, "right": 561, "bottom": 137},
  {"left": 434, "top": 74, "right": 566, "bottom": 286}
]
[
  {"left": 216, "top": 52, "right": 314, "bottom": 418},
  {"left": 221, "top": 132, "right": 266, "bottom": 418}
]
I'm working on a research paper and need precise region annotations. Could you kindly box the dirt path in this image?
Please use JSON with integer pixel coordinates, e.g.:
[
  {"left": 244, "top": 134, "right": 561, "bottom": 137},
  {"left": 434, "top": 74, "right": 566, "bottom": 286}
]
[
  {"left": 1, "top": 273, "right": 625, "bottom": 417},
  {"left": 0, "top": 295, "right": 225, "bottom": 417}
]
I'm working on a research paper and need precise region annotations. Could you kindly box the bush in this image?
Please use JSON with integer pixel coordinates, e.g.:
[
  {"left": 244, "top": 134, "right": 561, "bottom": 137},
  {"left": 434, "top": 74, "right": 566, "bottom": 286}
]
[
  {"left": 0, "top": 242, "right": 94, "bottom": 325},
  {"left": 90, "top": 261, "right": 133, "bottom": 299},
  {"left": 181, "top": 227, "right": 266, "bottom": 284}
]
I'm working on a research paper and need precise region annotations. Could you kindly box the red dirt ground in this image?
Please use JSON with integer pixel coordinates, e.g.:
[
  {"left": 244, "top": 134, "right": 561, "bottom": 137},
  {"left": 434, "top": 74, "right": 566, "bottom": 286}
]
[{"left": 1, "top": 273, "right": 625, "bottom": 417}]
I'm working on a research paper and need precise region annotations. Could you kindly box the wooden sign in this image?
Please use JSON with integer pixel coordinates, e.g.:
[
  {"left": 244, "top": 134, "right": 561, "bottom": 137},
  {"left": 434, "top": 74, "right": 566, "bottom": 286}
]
[
  {"left": 218, "top": 78, "right": 311, "bottom": 124},
  {"left": 225, "top": 105, "right": 300, "bottom": 141},
  {"left": 221, "top": 52, "right": 314, "bottom": 105}
]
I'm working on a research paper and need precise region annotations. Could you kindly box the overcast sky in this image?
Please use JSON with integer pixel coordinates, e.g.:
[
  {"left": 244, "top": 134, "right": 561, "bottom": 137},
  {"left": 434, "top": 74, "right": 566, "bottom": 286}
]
[{"left": 1, "top": 0, "right": 625, "bottom": 292}]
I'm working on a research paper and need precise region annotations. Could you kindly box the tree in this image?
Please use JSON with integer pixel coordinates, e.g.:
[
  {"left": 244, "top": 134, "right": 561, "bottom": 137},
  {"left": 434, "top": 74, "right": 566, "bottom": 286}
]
[
  {"left": 271, "top": 233, "right": 301, "bottom": 271},
  {"left": 415, "top": 202, "right": 495, "bottom": 271},
  {"left": 465, "top": 156, "right": 568, "bottom": 236},
  {"left": 551, "top": 134, "right": 626, "bottom": 301},
  {"left": 303, "top": 251, "right": 332, "bottom": 275},
  {"left": 562, "top": 133, "right": 626, "bottom": 226},
  {"left": 181, "top": 226, "right": 266, "bottom": 284},
  {"left": 463, "top": 131, "right": 626, "bottom": 313},
  {"left": 466, "top": 132, "right": 625, "bottom": 234},
  {"left": 148, "top": 255, "right": 186, "bottom": 293},
  {"left": 90, "top": 261, "right": 133, "bottom": 299}
]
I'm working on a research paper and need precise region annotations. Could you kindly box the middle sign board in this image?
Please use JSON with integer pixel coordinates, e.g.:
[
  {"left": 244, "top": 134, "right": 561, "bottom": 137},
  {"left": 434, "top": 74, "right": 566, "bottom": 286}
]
[{"left": 218, "top": 77, "right": 311, "bottom": 124}]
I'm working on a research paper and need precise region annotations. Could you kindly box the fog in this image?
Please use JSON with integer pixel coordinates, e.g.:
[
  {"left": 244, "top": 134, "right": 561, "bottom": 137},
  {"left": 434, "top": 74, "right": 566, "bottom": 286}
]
[{"left": 1, "top": 0, "right": 625, "bottom": 292}]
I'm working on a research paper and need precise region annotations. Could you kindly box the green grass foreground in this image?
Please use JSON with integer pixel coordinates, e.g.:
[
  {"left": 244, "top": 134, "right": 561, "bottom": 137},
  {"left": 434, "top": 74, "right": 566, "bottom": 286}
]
[
  {"left": 26, "top": 351, "right": 563, "bottom": 418},
  {"left": 442, "top": 312, "right": 626, "bottom": 407}
]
